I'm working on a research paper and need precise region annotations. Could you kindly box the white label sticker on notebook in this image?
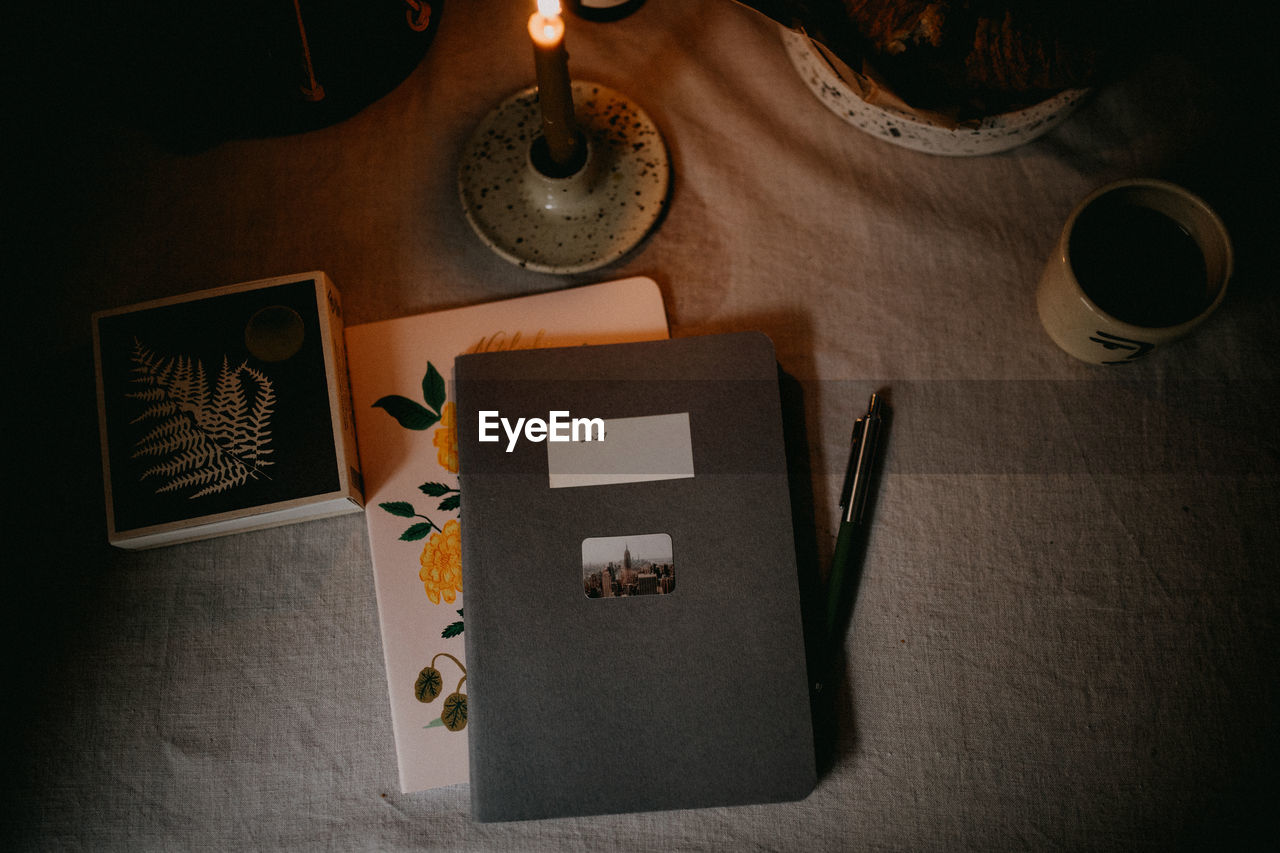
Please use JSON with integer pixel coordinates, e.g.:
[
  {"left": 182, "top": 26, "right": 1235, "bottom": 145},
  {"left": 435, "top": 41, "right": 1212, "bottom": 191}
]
[{"left": 547, "top": 412, "right": 694, "bottom": 489}]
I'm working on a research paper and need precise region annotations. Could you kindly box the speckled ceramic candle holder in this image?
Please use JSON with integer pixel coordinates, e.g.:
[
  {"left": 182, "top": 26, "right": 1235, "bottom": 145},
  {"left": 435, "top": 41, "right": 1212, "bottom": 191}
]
[{"left": 459, "top": 81, "right": 670, "bottom": 274}]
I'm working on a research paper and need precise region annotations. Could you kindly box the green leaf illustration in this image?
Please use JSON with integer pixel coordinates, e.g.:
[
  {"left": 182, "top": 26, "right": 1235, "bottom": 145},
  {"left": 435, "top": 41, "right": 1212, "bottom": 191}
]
[
  {"left": 379, "top": 501, "right": 417, "bottom": 518},
  {"left": 441, "top": 692, "right": 468, "bottom": 731},
  {"left": 415, "top": 666, "right": 443, "bottom": 702},
  {"left": 437, "top": 494, "right": 460, "bottom": 512},
  {"left": 400, "top": 522, "right": 434, "bottom": 541},
  {"left": 442, "top": 621, "right": 463, "bottom": 639},
  {"left": 373, "top": 394, "right": 439, "bottom": 430},
  {"left": 422, "top": 363, "right": 446, "bottom": 413},
  {"left": 419, "top": 482, "right": 453, "bottom": 497}
]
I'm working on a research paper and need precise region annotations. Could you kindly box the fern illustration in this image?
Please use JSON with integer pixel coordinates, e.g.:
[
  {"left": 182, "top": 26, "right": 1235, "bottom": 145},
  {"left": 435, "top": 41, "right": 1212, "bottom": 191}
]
[{"left": 127, "top": 338, "right": 275, "bottom": 499}]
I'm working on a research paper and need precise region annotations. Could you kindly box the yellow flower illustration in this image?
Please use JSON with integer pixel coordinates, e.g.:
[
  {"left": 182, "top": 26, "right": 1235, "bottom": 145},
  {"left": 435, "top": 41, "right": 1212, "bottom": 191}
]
[
  {"left": 419, "top": 518, "right": 462, "bottom": 604},
  {"left": 433, "top": 401, "right": 458, "bottom": 473}
]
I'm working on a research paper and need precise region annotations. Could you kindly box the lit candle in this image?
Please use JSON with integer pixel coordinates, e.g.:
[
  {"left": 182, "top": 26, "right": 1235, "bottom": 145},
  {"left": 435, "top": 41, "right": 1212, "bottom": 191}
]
[{"left": 528, "top": 0, "right": 581, "bottom": 171}]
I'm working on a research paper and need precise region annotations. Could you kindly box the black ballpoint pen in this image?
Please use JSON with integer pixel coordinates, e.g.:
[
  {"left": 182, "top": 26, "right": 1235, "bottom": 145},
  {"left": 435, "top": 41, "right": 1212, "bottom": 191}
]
[{"left": 824, "top": 392, "right": 884, "bottom": 644}]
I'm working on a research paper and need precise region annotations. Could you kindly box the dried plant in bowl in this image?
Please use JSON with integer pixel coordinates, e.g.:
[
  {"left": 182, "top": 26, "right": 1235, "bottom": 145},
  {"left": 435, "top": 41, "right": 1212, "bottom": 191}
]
[
  {"left": 780, "top": 0, "right": 1136, "bottom": 154},
  {"left": 833, "top": 0, "right": 1118, "bottom": 115}
]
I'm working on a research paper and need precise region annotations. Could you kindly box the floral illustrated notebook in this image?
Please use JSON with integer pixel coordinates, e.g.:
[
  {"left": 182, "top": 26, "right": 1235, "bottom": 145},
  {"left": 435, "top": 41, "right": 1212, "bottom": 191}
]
[{"left": 344, "top": 278, "right": 669, "bottom": 792}]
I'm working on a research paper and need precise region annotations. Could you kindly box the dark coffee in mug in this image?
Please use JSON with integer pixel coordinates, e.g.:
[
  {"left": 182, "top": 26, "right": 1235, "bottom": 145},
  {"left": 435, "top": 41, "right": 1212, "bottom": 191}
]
[{"left": 1068, "top": 195, "right": 1212, "bottom": 328}]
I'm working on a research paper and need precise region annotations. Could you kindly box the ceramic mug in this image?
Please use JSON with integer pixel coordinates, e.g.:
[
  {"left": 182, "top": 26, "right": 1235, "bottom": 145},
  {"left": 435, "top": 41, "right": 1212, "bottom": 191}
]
[{"left": 1036, "top": 179, "right": 1233, "bottom": 365}]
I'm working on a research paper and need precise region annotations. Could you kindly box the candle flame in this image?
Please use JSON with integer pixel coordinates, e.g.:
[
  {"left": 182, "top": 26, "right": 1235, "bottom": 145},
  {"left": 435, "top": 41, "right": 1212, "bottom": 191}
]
[{"left": 536, "top": 0, "right": 560, "bottom": 18}]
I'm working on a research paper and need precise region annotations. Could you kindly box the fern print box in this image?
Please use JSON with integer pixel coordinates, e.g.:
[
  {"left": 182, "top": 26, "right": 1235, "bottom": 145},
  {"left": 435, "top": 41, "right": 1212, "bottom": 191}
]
[{"left": 92, "top": 272, "right": 364, "bottom": 549}]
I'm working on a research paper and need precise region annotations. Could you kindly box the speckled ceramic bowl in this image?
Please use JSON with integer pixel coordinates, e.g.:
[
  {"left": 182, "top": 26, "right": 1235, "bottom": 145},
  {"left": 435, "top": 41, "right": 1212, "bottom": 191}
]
[{"left": 781, "top": 27, "right": 1089, "bottom": 157}]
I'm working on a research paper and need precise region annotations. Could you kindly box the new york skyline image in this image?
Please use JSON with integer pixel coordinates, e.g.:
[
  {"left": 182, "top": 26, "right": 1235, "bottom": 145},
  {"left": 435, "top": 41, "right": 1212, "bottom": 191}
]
[{"left": 582, "top": 533, "right": 674, "bottom": 598}]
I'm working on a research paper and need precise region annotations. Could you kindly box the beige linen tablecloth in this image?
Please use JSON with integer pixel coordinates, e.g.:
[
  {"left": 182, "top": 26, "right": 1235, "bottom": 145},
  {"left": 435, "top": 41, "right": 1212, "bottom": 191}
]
[{"left": 7, "top": 0, "right": 1275, "bottom": 849}]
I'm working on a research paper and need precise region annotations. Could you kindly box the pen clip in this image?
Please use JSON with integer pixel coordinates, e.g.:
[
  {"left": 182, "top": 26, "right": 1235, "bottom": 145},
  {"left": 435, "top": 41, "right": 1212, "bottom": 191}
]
[
  {"left": 838, "top": 416, "right": 866, "bottom": 510},
  {"left": 846, "top": 396, "right": 882, "bottom": 525}
]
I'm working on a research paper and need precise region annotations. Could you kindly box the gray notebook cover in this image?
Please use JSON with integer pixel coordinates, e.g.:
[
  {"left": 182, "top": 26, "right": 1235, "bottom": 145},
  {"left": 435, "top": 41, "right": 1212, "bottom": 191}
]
[{"left": 454, "top": 332, "right": 815, "bottom": 822}]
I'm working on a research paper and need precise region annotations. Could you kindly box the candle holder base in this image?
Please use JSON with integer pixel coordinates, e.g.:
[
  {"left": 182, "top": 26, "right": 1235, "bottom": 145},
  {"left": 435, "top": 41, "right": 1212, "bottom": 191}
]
[{"left": 459, "top": 81, "right": 670, "bottom": 274}]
